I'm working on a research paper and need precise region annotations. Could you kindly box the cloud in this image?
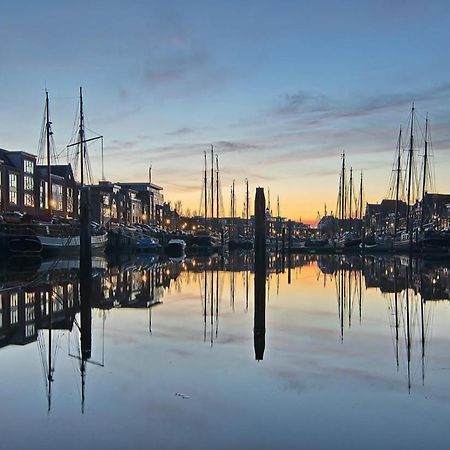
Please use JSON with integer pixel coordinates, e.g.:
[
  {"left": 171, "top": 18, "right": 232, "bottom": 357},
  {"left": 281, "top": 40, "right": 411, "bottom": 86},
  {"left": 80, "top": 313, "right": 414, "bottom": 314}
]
[
  {"left": 275, "top": 83, "right": 450, "bottom": 125},
  {"left": 275, "top": 91, "right": 331, "bottom": 115},
  {"left": 166, "top": 127, "right": 195, "bottom": 136},
  {"left": 143, "top": 49, "right": 209, "bottom": 86}
]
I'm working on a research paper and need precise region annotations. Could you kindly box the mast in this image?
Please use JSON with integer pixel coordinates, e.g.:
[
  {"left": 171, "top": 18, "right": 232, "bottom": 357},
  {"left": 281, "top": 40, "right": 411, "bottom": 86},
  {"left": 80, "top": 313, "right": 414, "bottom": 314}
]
[
  {"left": 204, "top": 151, "right": 208, "bottom": 228},
  {"left": 45, "top": 90, "right": 52, "bottom": 215},
  {"left": 340, "top": 152, "right": 345, "bottom": 231},
  {"left": 215, "top": 154, "right": 219, "bottom": 223},
  {"left": 394, "top": 127, "right": 402, "bottom": 236},
  {"left": 349, "top": 167, "right": 353, "bottom": 229},
  {"left": 420, "top": 114, "right": 429, "bottom": 231},
  {"left": 359, "top": 172, "right": 363, "bottom": 221},
  {"left": 210, "top": 145, "right": 214, "bottom": 226},
  {"left": 337, "top": 174, "right": 342, "bottom": 223},
  {"left": 406, "top": 104, "right": 414, "bottom": 239},
  {"left": 343, "top": 158, "right": 347, "bottom": 230},
  {"left": 245, "top": 178, "right": 249, "bottom": 234},
  {"left": 79, "top": 87, "right": 86, "bottom": 186},
  {"left": 230, "top": 179, "right": 235, "bottom": 220},
  {"left": 101, "top": 137, "right": 105, "bottom": 181},
  {"left": 148, "top": 165, "right": 152, "bottom": 225}
]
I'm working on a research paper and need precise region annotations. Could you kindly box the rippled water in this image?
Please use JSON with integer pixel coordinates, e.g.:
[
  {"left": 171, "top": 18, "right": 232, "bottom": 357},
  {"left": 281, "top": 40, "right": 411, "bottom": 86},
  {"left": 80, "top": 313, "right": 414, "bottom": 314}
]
[{"left": 1, "top": 253, "right": 450, "bottom": 450}]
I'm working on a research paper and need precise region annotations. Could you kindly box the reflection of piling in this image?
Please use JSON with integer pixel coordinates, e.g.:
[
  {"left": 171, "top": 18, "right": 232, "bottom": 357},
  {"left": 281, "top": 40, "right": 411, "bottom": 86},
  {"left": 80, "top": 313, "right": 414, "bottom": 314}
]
[
  {"left": 254, "top": 188, "right": 266, "bottom": 361},
  {"left": 80, "top": 186, "right": 92, "bottom": 360},
  {"left": 79, "top": 186, "right": 92, "bottom": 413}
]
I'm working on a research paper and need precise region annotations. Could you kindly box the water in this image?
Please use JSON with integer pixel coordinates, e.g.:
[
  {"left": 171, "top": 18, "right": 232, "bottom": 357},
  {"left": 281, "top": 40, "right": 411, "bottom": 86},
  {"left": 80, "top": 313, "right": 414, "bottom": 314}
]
[{"left": 1, "top": 253, "right": 450, "bottom": 450}]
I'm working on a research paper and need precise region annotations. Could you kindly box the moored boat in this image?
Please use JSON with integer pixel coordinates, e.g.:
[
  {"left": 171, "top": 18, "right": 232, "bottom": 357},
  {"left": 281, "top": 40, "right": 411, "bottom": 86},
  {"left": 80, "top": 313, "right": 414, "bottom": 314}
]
[{"left": 165, "top": 238, "right": 186, "bottom": 256}]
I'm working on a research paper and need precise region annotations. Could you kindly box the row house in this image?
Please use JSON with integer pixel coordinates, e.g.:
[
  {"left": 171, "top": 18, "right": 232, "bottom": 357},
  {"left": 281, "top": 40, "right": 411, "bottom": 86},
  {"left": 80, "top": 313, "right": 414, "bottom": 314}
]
[
  {"left": 0, "top": 148, "right": 79, "bottom": 220},
  {"left": 412, "top": 192, "right": 450, "bottom": 229},
  {"left": 117, "top": 182, "right": 164, "bottom": 225},
  {"left": 90, "top": 181, "right": 164, "bottom": 226},
  {"left": 364, "top": 199, "right": 408, "bottom": 234}
]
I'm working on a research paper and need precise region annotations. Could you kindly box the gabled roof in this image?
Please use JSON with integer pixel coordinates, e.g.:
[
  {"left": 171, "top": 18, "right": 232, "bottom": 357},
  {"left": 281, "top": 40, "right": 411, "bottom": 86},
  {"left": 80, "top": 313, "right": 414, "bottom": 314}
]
[{"left": 0, "top": 148, "right": 37, "bottom": 160}]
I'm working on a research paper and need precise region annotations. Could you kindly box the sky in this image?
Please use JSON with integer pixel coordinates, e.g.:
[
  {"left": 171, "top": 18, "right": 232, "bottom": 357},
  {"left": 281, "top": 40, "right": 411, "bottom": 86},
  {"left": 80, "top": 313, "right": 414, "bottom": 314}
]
[{"left": 1, "top": 0, "right": 450, "bottom": 224}]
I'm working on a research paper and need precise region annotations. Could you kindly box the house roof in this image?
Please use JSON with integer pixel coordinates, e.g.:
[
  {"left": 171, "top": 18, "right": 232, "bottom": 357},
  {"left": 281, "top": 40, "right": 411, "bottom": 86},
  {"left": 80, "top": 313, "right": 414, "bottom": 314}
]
[
  {"left": 117, "top": 182, "right": 163, "bottom": 191},
  {"left": 36, "top": 164, "right": 74, "bottom": 181}
]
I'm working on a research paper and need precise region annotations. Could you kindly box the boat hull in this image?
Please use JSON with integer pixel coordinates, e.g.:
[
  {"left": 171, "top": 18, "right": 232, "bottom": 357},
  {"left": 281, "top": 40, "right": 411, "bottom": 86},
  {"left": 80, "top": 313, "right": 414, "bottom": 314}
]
[{"left": 38, "top": 233, "right": 108, "bottom": 254}]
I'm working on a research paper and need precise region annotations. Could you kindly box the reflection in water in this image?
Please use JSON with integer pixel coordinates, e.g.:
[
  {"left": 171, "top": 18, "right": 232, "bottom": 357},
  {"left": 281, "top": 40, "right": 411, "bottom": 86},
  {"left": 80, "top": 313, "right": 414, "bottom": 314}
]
[
  {"left": 0, "top": 252, "right": 449, "bottom": 413},
  {"left": 320, "top": 254, "right": 447, "bottom": 391}
]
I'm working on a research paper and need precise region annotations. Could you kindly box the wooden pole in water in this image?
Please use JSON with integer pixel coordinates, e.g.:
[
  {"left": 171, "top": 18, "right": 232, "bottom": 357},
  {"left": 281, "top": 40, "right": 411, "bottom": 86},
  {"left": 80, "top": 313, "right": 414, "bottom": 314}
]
[{"left": 254, "top": 187, "right": 266, "bottom": 361}]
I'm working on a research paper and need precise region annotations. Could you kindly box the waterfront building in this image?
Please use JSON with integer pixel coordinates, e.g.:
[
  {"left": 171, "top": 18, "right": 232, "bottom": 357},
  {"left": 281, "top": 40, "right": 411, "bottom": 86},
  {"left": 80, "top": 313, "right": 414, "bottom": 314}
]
[
  {"left": 414, "top": 193, "right": 450, "bottom": 229},
  {"left": 0, "top": 149, "right": 39, "bottom": 216},
  {"left": 35, "top": 164, "right": 79, "bottom": 219},
  {"left": 0, "top": 148, "right": 79, "bottom": 220},
  {"left": 0, "top": 148, "right": 165, "bottom": 226},
  {"left": 117, "top": 182, "right": 164, "bottom": 226},
  {"left": 364, "top": 199, "right": 408, "bottom": 234}
]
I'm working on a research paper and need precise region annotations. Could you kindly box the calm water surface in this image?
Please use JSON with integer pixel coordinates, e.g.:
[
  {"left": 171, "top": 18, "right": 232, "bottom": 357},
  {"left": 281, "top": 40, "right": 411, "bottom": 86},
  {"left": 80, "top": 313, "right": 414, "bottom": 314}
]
[{"left": 1, "top": 253, "right": 450, "bottom": 450}]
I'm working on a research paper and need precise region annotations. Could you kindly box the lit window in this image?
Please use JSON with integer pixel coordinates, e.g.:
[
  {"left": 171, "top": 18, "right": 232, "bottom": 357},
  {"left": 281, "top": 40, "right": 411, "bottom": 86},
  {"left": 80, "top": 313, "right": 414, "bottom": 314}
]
[
  {"left": 24, "top": 192, "right": 34, "bottom": 207},
  {"left": 39, "top": 181, "right": 48, "bottom": 209},
  {"left": 67, "top": 188, "right": 73, "bottom": 213},
  {"left": 9, "top": 173, "right": 18, "bottom": 205},
  {"left": 23, "top": 159, "right": 34, "bottom": 174},
  {"left": 52, "top": 184, "right": 63, "bottom": 211},
  {"left": 10, "top": 293, "right": 19, "bottom": 324}
]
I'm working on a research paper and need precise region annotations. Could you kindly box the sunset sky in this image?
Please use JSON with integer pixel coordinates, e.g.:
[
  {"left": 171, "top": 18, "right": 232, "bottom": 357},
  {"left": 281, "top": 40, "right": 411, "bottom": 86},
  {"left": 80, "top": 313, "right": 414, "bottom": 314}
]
[{"left": 1, "top": 0, "right": 450, "bottom": 223}]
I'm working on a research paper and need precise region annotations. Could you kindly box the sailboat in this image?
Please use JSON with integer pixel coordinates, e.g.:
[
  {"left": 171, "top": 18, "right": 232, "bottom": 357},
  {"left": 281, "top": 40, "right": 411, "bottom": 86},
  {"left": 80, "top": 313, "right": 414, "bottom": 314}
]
[
  {"left": 391, "top": 105, "right": 450, "bottom": 253},
  {"left": 34, "top": 88, "right": 108, "bottom": 253}
]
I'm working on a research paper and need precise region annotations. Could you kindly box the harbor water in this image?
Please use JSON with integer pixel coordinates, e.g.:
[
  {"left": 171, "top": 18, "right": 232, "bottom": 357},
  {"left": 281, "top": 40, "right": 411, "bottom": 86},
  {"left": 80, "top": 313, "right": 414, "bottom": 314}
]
[{"left": 1, "top": 253, "right": 450, "bottom": 450}]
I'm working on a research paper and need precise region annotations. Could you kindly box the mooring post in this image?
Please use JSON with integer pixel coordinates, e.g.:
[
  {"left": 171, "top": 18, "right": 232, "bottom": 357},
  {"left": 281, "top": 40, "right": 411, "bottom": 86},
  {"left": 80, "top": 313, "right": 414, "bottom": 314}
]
[
  {"left": 287, "top": 220, "right": 292, "bottom": 253},
  {"left": 254, "top": 187, "right": 266, "bottom": 361},
  {"left": 287, "top": 221, "right": 293, "bottom": 284}
]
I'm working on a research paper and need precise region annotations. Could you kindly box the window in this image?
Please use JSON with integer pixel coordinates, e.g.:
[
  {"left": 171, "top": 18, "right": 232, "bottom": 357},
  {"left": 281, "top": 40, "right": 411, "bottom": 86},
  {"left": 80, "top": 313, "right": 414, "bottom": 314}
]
[
  {"left": 10, "top": 293, "right": 19, "bottom": 324},
  {"left": 24, "top": 193, "right": 34, "bottom": 207},
  {"left": 24, "top": 174, "right": 33, "bottom": 191},
  {"left": 9, "top": 173, "right": 18, "bottom": 205},
  {"left": 67, "top": 188, "right": 73, "bottom": 213},
  {"left": 52, "top": 184, "right": 63, "bottom": 211},
  {"left": 25, "top": 306, "right": 34, "bottom": 322},
  {"left": 67, "top": 284, "right": 74, "bottom": 308},
  {"left": 25, "top": 292, "right": 35, "bottom": 305},
  {"left": 24, "top": 159, "right": 34, "bottom": 174},
  {"left": 39, "top": 181, "right": 47, "bottom": 209},
  {"left": 25, "top": 324, "right": 35, "bottom": 338}
]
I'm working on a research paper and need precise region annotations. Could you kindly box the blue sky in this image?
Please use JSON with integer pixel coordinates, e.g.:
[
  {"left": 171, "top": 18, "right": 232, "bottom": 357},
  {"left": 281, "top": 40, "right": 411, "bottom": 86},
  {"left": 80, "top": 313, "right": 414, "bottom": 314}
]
[{"left": 1, "top": 0, "right": 450, "bottom": 221}]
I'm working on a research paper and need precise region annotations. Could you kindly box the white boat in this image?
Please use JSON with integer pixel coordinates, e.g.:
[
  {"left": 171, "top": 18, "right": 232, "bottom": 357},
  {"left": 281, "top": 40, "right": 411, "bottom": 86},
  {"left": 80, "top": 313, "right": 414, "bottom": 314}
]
[{"left": 37, "top": 229, "right": 108, "bottom": 253}]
